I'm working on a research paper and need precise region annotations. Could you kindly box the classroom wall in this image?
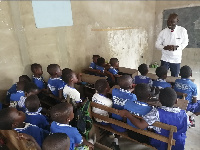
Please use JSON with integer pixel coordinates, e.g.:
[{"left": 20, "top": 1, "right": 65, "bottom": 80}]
[{"left": 0, "top": 1, "right": 156, "bottom": 102}]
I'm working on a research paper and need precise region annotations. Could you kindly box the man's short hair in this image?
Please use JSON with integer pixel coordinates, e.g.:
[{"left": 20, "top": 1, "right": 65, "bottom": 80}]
[
  {"left": 135, "top": 83, "right": 150, "bottom": 100},
  {"left": 42, "top": 133, "right": 70, "bottom": 150},
  {"left": 168, "top": 13, "right": 178, "bottom": 20},
  {"left": 118, "top": 75, "right": 132, "bottom": 90},
  {"left": 25, "top": 95, "right": 40, "bottom": 112},
  {"left": 47, "top": 64, "right": 59, "bottom": 76},
  {"left": 24, "top": 82, "right": 38, "bottom": 94},
  {"left": 156, "top": 66, "right": 168, "bottom": 78},
  {"left": 50, "top": 102, "right": 72, "bottom": 123},
  {"left": 94, "top": 79, "right": 108, "bottom": 94},
  {"left": 31, "top": 63, "right": 42, "bottom": 73},
  {"left": 97, "top": 57, "right": 105, "bottom": 66},
  {"left": 19, "top": 75, "right": 31, "bottom": 82},
  {"left": 180, "top": 65, "right": 192, "bottom": 78},
  {"left": 62, "top": 68, "right": 73, "bottom": 84},
  {"left": 0, "top": 108, "right": 15, "bottom": 130},
  {"left": 138, "top": 63, "right": 148, "bottom": 75},
  {"left": 159, "top": 87, "right": 177, "bottom": 107},
  {"left": 109, "top": 58, "right": 118, "bottom": 66}
]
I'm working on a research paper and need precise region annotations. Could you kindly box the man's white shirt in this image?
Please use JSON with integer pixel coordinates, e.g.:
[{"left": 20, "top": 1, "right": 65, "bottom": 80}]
[{"left": 155, "top": 25, "right": 188, "bottom": 63}]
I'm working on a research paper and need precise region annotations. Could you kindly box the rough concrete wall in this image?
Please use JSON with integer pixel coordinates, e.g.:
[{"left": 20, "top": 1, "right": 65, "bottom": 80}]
[{"left": 0, "top": 1, "right": 156, "bottom": 102}]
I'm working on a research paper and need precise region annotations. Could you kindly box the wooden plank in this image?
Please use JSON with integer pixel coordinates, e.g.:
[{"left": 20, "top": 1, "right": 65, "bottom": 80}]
[
  {"left": 94, "top": 123, "right": 156, "bottom": 150},
  {"left": 95, "top": 142, "right": 112, "bottom": 150},
  {"left": 146, "top": 73, "right": 157, "bottom": 80},
  {"left": 118, "top": 67, "right": 138, "bottom": 77},
  {"left": 91, "top": 102, "right": 177, "bottom": 132},
  {"left": 91, "top": 112, "right": 176, "bottom": 145},
  {"left": 173, "top": 98, "right": 188, "bottom": 110},
  {"left": 81, "top": 73, "right": 107, "bottom": 84}
]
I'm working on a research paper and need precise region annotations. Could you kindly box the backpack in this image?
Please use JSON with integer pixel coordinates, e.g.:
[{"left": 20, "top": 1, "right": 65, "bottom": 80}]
[{"left": 73, "top": 99, "right": 93, "bottom": 140}]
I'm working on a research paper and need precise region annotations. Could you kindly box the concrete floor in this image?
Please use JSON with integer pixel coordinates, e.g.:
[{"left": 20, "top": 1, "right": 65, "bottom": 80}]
[{"left": 95, "top": 68, "right": 200, "bottom": 150}]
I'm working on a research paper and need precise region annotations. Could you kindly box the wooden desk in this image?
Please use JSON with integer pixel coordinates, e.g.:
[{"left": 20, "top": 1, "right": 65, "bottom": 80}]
[{"left": 118, "top": 67, "right": 138, "bottom": 78}]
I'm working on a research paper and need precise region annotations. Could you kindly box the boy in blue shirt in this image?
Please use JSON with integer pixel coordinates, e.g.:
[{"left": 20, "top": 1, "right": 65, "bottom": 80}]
[
  {"left": 96, "top": 57, "right": 115, "bottom": 82},
  {"left": 50, "top": 102, "right": 94, "bottom": 150},
  {"left": 89, "top": 55, "right": 100, "bottom": 70},
  {"left": 31, "top": 63, "right": 46, "bottom": 91},
  {"left": 25, "top": 95, "right": 49, "bottom": 130},
  {"left": 120, "top": 87, "right": 189, "bottom": 150},
  {"left": 174, "top": 65, "right": 200, "bottom": 127},
  {"left": 6, "top": 75, "right": 31, "bottom": 106},
  {"left": 17, "top": 82, "right": 39, "bottom": 112},
  {"left": 10, "top": 81, "right": 25, "bottom": 108},
  {"left": 42, "top": 133, "right": 70, "bottom": 150},
  {"left": 108, "top": 58, "right": 120, "bottom": 77},
  {"left": 0, "top": 107, "right": 49, "bottom": 147},
  {"left": 111, "top": 75, "right": 137, "bottom": 132},
  {"left": 133, "top": 63, "right": 153, "bottom": 87},
  {"left": 153, "top": 66, "right": 171, "bottom": 89},
  {"left": 47, "top": 64, "right": 65, "bottom": 100},
  {"left": 125, "top": 83, "right": 152, "bottom": 144}
]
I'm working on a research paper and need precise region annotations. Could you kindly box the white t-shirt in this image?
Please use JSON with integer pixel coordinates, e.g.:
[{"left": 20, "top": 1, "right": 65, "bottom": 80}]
[
  {"left": 63, "top": 85, "right": 82, "bottom": 103},
  {"left": 155, "top": 25, "right": 188, "bottom": 63},
  {"left": 92, "top": 93, "right": 112, "bottom": 123}
]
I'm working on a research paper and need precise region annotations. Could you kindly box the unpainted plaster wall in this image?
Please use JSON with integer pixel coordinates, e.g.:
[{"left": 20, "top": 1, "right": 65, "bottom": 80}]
[{"left": 0, "top": 1, "right": 156, "bottom": 101}]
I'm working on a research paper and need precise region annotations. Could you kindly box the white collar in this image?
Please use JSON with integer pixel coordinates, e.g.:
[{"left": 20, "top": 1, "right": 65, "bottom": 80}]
[
  {"left": 119, "top": 88, "right": 131, "bottom": 93},
  {"left": 56, "top": 122, "right": 71, "bottom": 127},
  {"left": 160, "top": 106, "right": 181, "bottom": 113}
]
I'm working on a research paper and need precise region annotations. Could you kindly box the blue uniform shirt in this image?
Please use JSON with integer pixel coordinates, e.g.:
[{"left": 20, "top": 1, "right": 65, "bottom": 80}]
[
  {"left": 47, "top": 78, "right": 65, "bottom": 97},
  {"left": 50, "top": 121, "right": 83, "bottom": 150},
  {"left": 6, "top": 83, "right": 17, "bottom": 103},
  {"left": 10, "top": 91, "right": 25, "bottom": 102},
  {"left": 96, "top": 65, "right": 105, "bottom": 73},
  {"left": 133, "top": 75, "right": 153, "bottom": 87},
  {"left": 25, "top": 111, "right": 49, "bottom": 130},
  {"left": 125, "top": 100, "right": 152, "bottom": 129},
  {"left": 153, "top": 79, "right": 171, "bottom": 89},
  {"left": 109, "top": 66, "right": 119, "bottom": 75},
  {"left": 14, "top": 123, "right": 49, "bottom": 147},
  {"left": 32, "top": 76, "right": 46, "bottom": 90},
  {"left": 174, "top": 78, "right": 197, "bottom": 103},
  {"left": 111, "top": 88, "right": 137, "bottom": 132},
  {"left": 144, "top": 107, "right": 188, "bottom": 150},
  {"left": 89, "top": 62, "right": 96, "bottom": 69}
]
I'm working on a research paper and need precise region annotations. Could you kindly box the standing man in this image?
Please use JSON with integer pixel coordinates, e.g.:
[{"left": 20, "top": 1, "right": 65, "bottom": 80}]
[{"left": 155, "top": 13, "right": 189, "bottom": 77}]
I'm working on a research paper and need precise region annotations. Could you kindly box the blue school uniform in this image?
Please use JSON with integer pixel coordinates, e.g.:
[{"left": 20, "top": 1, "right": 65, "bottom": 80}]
[
  {"left": 125, "top": 100, "right": 152, "bottom": 128},
  {"left": 96, "top": 65, "right": 105, "bottom": 73},
  {"left": 174, "top": 78, "right": 200, "bottom": 113},
  {"left": 89, "top": 62, "right": 96, "bottom": 69},
  {"left": 25, "top": 110, "right": 49, "bottom": 130},
  {"left": 10, "top": 91, "right": 25, "bottom": 108},
  {"left": 133, "top": 75, "right": 153, "bottom": 86},
  {"left": 109, "top": 66, "right": 119, "bottom": 75},
  {"left": 32, "top": 76, "right": 46, "bottom": 90},
  {"left": 10, "top": 91, "right": 25, "bottom": 101},
  {"left": 6, "top": 83, "right": 17, "bottom": 103},
  {"left": 153, "top": 79, "right": 171, "bottom": 89},
  {"left": 14, "top": 123, "right": 49, "bottom": 147},
  {"left": 143, "top": 106, "right": 188, "bottom": 150},
  {"left": 47, "top": 78, "right": 65, "bottom": 97},
  {"left": 50, "top": 121, "right": 83, "bottom": 150},
  {"left": 111, "top": 88, "right": 137, "bottom": 132}
]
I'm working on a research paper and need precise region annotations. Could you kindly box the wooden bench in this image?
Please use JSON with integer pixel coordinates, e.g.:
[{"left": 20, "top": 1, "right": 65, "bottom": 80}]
[
  {"left": 118, "top": 67, "right": 138, "bottom": 78},
  {"left": 91, "top": 102, "right": 177, "bottom": 150}
]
